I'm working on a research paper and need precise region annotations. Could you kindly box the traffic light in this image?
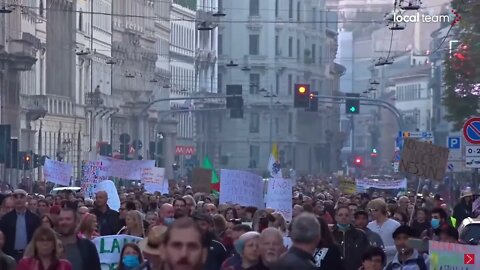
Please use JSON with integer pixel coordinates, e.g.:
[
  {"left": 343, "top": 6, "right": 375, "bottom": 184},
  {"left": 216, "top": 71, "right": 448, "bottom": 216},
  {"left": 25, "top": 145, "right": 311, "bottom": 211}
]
[
  {"left": 371, "top": 148, "right": 378, "bottom": 157},
  {"left": 33, "top": 154, "right": 46, "bottom": 168},
  {"left": 226, "top": 85, "right": 244, "bottom": 119},
  {"left": 0, "top": 125, "right": 11, "bottom": 163},
  {"left": 308, "top": 91, "right": 319, "bottom": 112},
  {"left": 6, "top": 139, "right": 18, "bottom": 169},
  {"left": 345, "top": 93, "right": 360, "bottom": 114},
  {"left": 353, "top": 156, "right": 363, "bottom": 166},
  {"left": 19, "top": 151, "right": 32, "bottom": 170},
  {"left": 149, "top": 139, "right": 164, "bottom": 167},
  {"left": 294, "top": 84, "right": 310, "bottom": 108}
]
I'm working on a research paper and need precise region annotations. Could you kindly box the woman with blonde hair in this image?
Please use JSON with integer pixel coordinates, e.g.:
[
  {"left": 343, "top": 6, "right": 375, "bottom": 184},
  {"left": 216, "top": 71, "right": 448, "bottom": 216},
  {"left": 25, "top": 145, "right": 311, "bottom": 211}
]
[
  {"left": 17, "top": 227, "right": 72, "bottom": 270},
  {"left": 117, "top": 210, "right": 145, "bottom": 237},
  {"left": 77, "top": 213, "right": 100, "bottom": 240},
  {"left": 271, "top": 212, "right": 288, "bottom": 236}
]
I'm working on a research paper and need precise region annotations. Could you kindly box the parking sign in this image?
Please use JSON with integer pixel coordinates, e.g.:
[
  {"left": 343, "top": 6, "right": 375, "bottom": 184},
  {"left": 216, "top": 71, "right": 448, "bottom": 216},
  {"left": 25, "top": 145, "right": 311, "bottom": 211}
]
[{"left": 447, "top": 136, "right": 461, "bottom": 149}]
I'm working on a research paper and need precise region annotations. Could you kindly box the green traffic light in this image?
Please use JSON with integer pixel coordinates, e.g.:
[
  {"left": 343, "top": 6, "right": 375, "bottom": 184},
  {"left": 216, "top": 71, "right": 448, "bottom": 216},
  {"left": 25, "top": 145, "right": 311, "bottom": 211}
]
[{"left": 349, "top": 106, "right": 356, "bottom": 112}]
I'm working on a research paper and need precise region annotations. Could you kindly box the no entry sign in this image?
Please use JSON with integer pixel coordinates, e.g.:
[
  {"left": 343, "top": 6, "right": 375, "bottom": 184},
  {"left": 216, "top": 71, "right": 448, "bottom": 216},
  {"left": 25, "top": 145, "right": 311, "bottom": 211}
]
[{"left": 463, "top": 117, "right": 480, "bottom": 144}]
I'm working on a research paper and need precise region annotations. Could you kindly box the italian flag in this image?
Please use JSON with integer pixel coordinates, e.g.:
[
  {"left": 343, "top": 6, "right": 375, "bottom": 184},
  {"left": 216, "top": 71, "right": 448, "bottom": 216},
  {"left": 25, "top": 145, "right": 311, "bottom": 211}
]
[{"left": 202, "top": 156, "right": 220, "bottom": 194}]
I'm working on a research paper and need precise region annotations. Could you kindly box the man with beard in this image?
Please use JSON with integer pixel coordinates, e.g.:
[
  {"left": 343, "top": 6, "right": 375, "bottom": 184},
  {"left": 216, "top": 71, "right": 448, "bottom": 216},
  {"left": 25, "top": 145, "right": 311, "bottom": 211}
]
[
  {"left": 259, "top": 228, "right": 285, "bottom": 267},
  {"left": 57, "top": 207, "right": 101, "bottom": 270},
  {"left": 160, "top": 217, "right": 208, "bottom": 270},
  {"left": 191, "top": 211, "right": 228, "bottom": 270}
]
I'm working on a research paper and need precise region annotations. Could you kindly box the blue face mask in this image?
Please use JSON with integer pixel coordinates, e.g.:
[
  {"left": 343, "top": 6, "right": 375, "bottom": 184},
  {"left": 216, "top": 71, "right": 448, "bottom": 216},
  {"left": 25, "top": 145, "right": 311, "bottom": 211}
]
[
  {"left": 164, "top": 217, "right": 175, "bottom": 225},
  {"left": 336, "top": 223, "right": 350, "bottom": 230},
  {"left": 431, "top": 218, "right": 440, "bottom": 229},
  {"left": 122, "top": 255, "right": 140, "bottom": 268}
]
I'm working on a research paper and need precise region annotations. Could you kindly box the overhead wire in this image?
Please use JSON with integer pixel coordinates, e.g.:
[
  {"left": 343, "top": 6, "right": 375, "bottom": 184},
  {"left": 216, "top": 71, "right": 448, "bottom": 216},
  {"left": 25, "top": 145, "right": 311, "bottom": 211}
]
[{"left": 428, "top": 0, "right": 464, "bottom": 56}]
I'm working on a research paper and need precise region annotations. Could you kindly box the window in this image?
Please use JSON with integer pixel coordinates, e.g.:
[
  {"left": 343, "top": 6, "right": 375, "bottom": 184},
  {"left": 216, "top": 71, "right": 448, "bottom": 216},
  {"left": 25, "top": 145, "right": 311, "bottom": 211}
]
[
  {"left": 297, "top": 2, "right": 301, "bottom": 21},
  {"left": 249, "top": 73, "right": 260, "bottom": 94},
  {"left": 249, "top": 34, "right": 259, "bottom": 55},
  {"left": 288, "top": 113, "right": 293, "bottom": 134},
  {"left": 39, "top": 0, "right": 44, "bottom": 16},
  {"left": 79, "top": 10, "right": 83, "bottom": 31},
  {"left": 275, "top": 35, "right": 280, "bottom": 56},
  {"left": 249, "top": 145, "right": 260, "bottom": 168},
  {"left": 249, "top": 0, "right": 259, "bottom": 16},
  {"left": 218, "top": 34, "right": 223, "bottom": 55},
  {"left": 312, "top": 8, "right": 317, "bottom": 29},
  {"left": 288, "top": 37, "right": 293, "bottom": 57},
  {"left": 275, "top": 0, "right": 279, "bottom": 17},
  {"left": 250, "top": 113, "right": 260, "bottom": 133},
  {"left": 218, "top": 0, "right": 223, "bottom": 12},
  {"left": 217, "top": 73, "right": 223, "bottom": 93},
  {"left": 275, "top": 73, "right": 280, "bottom": 95},
  {"left": 288, "top": 74, "right": 292, "bottom": 95},
  {"left": 312, "top": 44, "right": 316, "bottom": 63},
  {"left": 275, "top": 118, "right": 279, "bottom": 133},
  {"left": 289, "top": 0, "right": 293, "bottom": 19},
  {"left": 297, "top": 39, "right": 300, "bottom": 60}
]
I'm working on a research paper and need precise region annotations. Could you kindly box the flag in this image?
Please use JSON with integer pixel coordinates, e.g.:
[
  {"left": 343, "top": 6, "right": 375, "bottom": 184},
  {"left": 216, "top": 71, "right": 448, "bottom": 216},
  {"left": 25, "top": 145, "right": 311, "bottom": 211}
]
[
  {"left": 202, "top": 156, "right": 220, "bottom": 192},
  {"left": 268, "top": 144, "right": 282, "bottom": 178}
]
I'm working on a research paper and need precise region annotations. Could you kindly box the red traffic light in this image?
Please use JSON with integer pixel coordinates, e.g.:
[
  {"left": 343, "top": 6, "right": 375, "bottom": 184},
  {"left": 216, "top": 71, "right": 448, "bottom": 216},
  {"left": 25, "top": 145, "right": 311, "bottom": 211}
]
[
  {"left": 354, "top": 156, "right": 363, "bottom": 165},
  {"left": 25, "top": 155, "right": 31, "bottom": 161}
]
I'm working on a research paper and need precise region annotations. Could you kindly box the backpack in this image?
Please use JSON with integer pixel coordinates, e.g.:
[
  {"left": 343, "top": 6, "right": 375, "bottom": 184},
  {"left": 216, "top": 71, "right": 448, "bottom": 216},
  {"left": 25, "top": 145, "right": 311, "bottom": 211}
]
[{"left": 385, "top": 255, "right": 427, "bottom": 270}]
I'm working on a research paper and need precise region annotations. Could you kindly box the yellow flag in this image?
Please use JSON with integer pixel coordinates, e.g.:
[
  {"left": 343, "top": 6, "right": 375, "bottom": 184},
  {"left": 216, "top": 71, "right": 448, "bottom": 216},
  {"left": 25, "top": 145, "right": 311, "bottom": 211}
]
[{"left": 272, "top": 144, "right": 279, "bottom": 160}]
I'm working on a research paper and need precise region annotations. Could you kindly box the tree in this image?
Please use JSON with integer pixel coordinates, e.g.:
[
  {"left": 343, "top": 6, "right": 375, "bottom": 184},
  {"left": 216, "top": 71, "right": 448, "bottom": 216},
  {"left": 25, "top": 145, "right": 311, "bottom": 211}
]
[{"left": 442, "top": 0, "right": 480, "bottom": 130}]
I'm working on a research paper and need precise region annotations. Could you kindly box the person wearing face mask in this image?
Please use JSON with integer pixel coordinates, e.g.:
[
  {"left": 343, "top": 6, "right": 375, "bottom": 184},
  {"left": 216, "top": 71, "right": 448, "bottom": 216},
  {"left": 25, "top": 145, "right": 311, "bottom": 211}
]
[
  {"left": 332, "top": 206, "right": 370, "bottom": 270},
  {"left": 421, "top": 208, "right": 452, "bottom": 241},
  {"left": 117, "top": 243, "right": 144, "bottom": 270},
  {"left": 157, "top": 203, "right": 175, "bottom": 226}
]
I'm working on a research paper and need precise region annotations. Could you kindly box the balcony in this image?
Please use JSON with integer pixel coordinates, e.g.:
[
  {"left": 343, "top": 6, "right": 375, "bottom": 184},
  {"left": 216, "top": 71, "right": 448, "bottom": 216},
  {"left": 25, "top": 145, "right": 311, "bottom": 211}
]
[
  {"left": 0, "top": 32, "right": 39, "bottom": 71},
  {"left": 20, "top": 95, "right": 47, "bottom": 120},
  {"left": 196, "top": 10, "right": 219, "bottom": 26}
]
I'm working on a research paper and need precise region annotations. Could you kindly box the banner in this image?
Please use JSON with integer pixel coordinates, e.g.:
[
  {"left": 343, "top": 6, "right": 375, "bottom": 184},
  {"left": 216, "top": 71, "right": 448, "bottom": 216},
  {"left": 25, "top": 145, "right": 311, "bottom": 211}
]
[
  {"left": 43, "top": 159, "right": 73, "bottom": 186},
  {"left": 266, "top": 178, "right": 293, "bottom": 221},
  {"left": 429, "top": 241, "right": 479, "bottom": 269},
  {"left": 99, "top": 157, "right": 155, "bottom": 180},
  {"left": 339, "top": 178, "right": 356, "bottom": 195},
  {"left": 81, "top": 161, "right": 107, "bottom": 199},
  {"left": 192, "top": 168, "right": 212, "bottom": 193},
  {"left": 356, "top": 178, "right": 407, "bottom": 193},
  {"left": 141, "top": 167, "right": 166, "bottom": 194},
  {"left": 93, "top": 235, "right": 143, "bottom": 269},
  {"left": 220, "top": 169, "right": 264, "bottom": 208}
]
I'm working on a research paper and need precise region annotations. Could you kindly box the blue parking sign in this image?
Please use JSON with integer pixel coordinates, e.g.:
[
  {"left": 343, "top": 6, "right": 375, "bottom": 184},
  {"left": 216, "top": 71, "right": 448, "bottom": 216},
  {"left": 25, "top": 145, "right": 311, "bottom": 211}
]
[{"left": 447, "top": 137, "right": 461, "bottom": 149}]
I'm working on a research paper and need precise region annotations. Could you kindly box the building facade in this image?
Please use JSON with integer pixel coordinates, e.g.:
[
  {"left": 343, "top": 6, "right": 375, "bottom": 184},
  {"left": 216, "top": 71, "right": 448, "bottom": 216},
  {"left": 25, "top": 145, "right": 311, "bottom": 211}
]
[{"left": 215, "top": 0, "right": 342, "bottom": 174}]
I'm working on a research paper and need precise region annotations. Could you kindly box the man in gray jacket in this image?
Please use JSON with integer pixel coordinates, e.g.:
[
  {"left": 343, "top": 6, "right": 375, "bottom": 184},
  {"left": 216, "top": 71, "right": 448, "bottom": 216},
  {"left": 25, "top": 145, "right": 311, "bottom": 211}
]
[{"left": 354, "top": 210, "right": 384, "bottom": 248}]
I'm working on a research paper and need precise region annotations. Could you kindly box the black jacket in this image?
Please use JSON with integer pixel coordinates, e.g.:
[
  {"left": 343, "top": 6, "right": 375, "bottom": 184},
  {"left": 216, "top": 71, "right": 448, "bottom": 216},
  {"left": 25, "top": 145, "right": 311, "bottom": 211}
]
[
  {"left": 203, "top": 239, "right": 229, "bottom": 270},
  {"left": 314, "top": 244, "right": 344, "bottom": 270},
  {"left": 332, "top": 226, "right": 370, "bottom": 270},
  {"left": 270, "top": 246, "right": 317, "bottom": 270},
  {"left": 92, "top": 206, "right": 119, "bottom": 236},
  {"left": 0, "top": 209, "right": 40, "bottom": 257},
  {"left": 73, "top": 237, "right": 101, "bottom": 270}
]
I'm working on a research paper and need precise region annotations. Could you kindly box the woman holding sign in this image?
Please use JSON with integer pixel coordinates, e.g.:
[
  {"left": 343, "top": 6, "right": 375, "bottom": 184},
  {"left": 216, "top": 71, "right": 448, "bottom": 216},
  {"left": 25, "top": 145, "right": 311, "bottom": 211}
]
[{"left": 17, "top": 227, "right": 72, "bottom": 270}]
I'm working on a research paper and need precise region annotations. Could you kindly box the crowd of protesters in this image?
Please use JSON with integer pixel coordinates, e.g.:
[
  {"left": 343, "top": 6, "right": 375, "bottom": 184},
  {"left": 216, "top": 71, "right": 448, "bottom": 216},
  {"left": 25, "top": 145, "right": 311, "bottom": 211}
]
[{"left": 0, "top": 176, "right": 476, "bottom": 270}]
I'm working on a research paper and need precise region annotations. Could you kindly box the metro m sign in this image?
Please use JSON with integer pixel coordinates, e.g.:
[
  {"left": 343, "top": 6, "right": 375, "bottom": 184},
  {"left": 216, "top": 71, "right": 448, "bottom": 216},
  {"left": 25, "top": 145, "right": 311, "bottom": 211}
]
[{"left": 175, "top": 146, "right": 196, "bottom": 156}]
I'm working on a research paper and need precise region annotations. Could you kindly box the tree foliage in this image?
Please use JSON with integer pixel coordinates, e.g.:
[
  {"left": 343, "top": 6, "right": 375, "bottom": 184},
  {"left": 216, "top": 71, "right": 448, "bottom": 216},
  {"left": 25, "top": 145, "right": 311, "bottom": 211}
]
[{"left": 442, "top": 0, "right": 480, "bottom": 130}]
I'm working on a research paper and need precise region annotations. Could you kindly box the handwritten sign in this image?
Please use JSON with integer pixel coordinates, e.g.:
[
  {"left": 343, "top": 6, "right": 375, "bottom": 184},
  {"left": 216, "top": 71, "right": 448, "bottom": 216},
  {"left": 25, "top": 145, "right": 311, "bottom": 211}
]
[
  {"left": 356, "top": 178, "right": 407, "bottom": 192},
  {"left": 94, "top": 180, "right": 120, "bottom": 211},
  {"left": 93, "top": 235, "right": 143, "bottom": 268},
  {"left": 81, "top": 161, "right": 107, "bottom": 199},
  {"left": 266, "top": 178, "right": 293, "bottom": 221},
  {"left": 399, "top": 139, "right": 449, "bottom": 181},
  {"left": 192, "top": 168, "right": 212, "bottom": 193},
  {"left": 99, "top": 157, "right": 155, "bottom": 180},
  {"left": 339, "top": 178, "right": 356, "bottom": 194},
  {"left": 141, "top": 167, "right": 165, "bottom": 193},
  {"left": 220, "top": 169, "right": 264, "bottom": 208},
  {"left": 43, "top": 159, "right": 73, "bottom": 186},
  {"left": 429, "top": 241, "right": 479, "bottom": 270}
]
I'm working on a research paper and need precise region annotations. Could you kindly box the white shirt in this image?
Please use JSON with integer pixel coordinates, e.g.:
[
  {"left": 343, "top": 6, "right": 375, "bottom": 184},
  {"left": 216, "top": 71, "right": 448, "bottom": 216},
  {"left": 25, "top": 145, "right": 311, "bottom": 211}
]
[{"left": 368, "top": 218, "right": 400, "bottom": 262}]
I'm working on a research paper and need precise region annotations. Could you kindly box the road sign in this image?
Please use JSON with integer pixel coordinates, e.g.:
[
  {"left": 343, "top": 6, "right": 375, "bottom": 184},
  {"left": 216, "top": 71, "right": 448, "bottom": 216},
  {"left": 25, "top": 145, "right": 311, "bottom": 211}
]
[
  {"left": 396, "top": 131, "right": 434, "bottom": 150},
  {"left": 393, "top": 150, "right": 401, "bottom": 162},
  {"left": 447, "top": 136, "right": 461, "bottom": 149},
  {"left": 465, "top": 145, "right": 480, "bottom": 168},
  {"left": 447, "top": 163, "right": 454, "bottom": 172},
  {"left": 463, "top": 117, "right": 480, "bottom": 144},
  {"left": 447, "top": 160, "right": 468, "bottom": 172}
]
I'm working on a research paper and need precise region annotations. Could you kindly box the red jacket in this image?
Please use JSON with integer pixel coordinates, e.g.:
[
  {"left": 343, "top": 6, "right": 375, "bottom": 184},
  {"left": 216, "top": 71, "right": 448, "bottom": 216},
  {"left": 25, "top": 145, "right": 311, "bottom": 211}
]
[{"left": 17, "top": 258, "right": 72, "bottom": 270}]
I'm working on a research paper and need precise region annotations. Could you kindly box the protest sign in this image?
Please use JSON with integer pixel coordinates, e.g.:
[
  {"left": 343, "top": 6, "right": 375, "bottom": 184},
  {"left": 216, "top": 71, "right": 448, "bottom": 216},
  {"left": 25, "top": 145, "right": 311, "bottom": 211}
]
[
  {"left": 399, "top": 139, "right": 449, "bottom": 181},
  {"left": 43, "top": 159, "right": 73, "bottom": 186},
  {"left": 99, "top": 157, "right": 155, "bottom": 180},
  {"left": 192, "top": 168, "right": 212, "bottom": 193},
  {"left": 266, "top": 178, "right": 293, "bottom": 221},
  {"left": 429, "top": 240, "right": 479, "bottom": 270},
  {"left": 220, "top": 169, "right": 264, "bottom": 208},
  {"left": 94, "top": 180, "right": 120, "bottom": 211},
  {"left": 81, "top": 161, "right": 107, "bottom": 198},
  {"left": 141, "top": 167, "right": 166, "bottom": 193},
  {"left": 339, "top": 177, "right": 356, "bottom": 194},
  {"left": 356, "top": 178, "right": 407, "bottom": 193},
  {"left": 93, "top": 235, "right": 143, "bottom": 269}
]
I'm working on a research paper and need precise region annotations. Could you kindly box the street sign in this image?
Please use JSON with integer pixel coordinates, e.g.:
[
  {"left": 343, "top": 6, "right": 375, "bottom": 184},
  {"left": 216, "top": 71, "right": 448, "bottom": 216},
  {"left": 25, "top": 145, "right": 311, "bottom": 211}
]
[
  {"left": 447, "top": 160, "right": 469, "bottom": 172},
  {"left": 463, "top": 117, "right": 480, "bottom": 144},
  {"left": 447, "top": 136, "right": 461, "bottom": 149},
  {"left": 396, "top": 130, "right": 434, "bottom": 150},
  {"left": 465, "top": 145, "right": 480, "bottom": 168},
  {"left": 447, "top": 163, "right": 454, "bottom": 172}
]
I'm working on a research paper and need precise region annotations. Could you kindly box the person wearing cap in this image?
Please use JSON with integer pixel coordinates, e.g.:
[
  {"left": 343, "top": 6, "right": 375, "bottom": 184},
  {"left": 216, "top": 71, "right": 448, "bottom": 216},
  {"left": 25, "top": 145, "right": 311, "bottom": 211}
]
[
  {"left": 0, "top": 189, "right": 41, "bottom": 261},
  {"left": 270, "top": 213, "right": 321, "bottom": 270},
  {"left": 452, "top": 188, "right": 473, "bottom": 225},
  {"left": 385, "top": 225, "right": 429, "bottom": 270},
  {"left": 191, "top": 211, "right": 228, "bottom": 270}
]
